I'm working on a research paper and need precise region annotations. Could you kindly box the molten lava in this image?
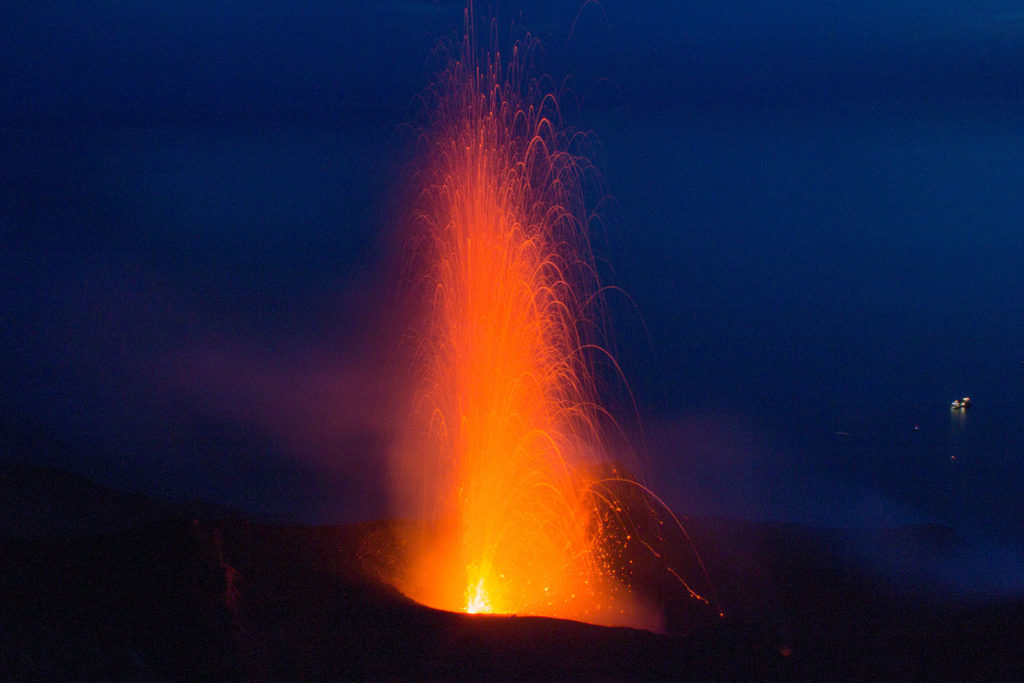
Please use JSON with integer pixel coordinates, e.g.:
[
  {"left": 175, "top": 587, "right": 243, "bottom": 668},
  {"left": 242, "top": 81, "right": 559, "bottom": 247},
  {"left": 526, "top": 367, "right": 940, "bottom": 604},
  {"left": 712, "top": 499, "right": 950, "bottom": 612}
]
[{"left": 391, "top": 24, "right": 660, "bottom": 629}]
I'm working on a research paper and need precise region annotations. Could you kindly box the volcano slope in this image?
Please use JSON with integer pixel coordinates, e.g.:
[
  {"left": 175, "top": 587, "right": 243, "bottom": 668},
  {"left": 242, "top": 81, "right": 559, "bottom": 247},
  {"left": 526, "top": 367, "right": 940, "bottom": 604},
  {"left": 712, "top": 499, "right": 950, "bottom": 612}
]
[{"left": 1, "top": 462, "right": 1021, "bottom": 679}]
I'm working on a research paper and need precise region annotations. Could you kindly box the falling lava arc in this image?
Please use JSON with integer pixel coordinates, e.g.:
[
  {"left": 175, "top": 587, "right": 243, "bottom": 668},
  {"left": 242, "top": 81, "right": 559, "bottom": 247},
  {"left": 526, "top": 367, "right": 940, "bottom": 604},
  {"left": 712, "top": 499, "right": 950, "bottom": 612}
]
[{"left": 390, "top": 24, "right": 663, "bottom": 629}]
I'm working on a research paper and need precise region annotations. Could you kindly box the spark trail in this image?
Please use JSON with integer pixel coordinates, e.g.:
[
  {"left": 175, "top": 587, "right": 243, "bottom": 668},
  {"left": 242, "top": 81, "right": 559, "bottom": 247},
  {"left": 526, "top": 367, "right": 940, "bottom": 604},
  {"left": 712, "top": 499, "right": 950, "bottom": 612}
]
[{"left": 390, "top": 17, "right": 680, "bottom": 630}]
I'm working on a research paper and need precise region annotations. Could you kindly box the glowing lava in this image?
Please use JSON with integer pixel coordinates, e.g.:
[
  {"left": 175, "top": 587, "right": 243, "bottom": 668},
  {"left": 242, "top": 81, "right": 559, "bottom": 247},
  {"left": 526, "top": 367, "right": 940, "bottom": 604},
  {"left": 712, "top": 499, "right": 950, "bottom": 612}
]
[{"left": 390, "top": 21, "right": 658, "bottom": 629}]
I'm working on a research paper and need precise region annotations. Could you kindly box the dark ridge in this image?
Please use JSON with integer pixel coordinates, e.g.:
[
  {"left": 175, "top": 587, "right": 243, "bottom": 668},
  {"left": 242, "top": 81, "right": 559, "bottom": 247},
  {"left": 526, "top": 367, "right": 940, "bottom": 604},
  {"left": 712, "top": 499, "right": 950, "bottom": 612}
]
[
  {"left": 0, "top": 460, "right": 274, "bottom": 539},
  {"left": 2, "top": 465, "right": 1021, "bottom": 678},
  {"left": 0, "top": 460, "right": 172, "bottom": 538}
]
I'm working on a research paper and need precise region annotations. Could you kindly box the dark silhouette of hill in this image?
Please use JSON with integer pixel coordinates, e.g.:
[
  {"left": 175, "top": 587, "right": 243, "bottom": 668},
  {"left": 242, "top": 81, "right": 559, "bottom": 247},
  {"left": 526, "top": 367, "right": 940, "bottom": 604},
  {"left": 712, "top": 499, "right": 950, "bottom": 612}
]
[
  {"left": 1, "top": 464, "right": 1022, "bottom": 679},
  {"left": 0, "top": 460, "right": 171, "bottom": 538},
  {"left": 0, "top": 460, "right": 268, "bottom": 538}
]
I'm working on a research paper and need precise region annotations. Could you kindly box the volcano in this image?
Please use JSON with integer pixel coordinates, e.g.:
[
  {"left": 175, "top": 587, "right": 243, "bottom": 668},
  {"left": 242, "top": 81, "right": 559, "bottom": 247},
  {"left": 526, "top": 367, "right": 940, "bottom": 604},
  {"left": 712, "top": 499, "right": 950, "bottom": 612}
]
[{"left": 3, "top": 462, "right": 1022, "bottom": 679}]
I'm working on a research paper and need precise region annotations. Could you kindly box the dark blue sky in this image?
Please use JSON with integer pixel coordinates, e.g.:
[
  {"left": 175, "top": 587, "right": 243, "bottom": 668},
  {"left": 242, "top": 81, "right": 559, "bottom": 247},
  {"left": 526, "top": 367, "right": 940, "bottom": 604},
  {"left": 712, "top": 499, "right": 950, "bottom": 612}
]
[{"left": 2, "top": 2, "right": 1023, "bottom": 553}]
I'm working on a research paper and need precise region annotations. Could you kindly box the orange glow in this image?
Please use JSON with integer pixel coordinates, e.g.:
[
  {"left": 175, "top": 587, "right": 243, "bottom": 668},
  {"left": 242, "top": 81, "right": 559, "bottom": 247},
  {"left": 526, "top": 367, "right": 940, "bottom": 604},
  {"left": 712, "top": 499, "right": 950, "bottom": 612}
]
[
  {"left": 389, "top": 27, "right": 657, "bottom": 628},
  {"left": 464, "top": 578, "right": 491, "bottom": 614}
]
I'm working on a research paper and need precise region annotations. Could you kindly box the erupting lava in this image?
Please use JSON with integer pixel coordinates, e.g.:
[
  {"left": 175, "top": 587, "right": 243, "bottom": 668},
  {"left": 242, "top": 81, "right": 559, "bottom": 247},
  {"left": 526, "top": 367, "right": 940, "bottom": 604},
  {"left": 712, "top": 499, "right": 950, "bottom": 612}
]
[{"left": 390, "top": 18, "right": 663, "bottom": 629}]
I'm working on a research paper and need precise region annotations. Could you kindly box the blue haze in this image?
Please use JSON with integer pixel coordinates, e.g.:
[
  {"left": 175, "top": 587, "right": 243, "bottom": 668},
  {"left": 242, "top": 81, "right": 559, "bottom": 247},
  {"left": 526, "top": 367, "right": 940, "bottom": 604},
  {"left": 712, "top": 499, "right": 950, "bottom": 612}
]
[{"left": 1, "top": 3, "right": 1022, "bottom": 586}]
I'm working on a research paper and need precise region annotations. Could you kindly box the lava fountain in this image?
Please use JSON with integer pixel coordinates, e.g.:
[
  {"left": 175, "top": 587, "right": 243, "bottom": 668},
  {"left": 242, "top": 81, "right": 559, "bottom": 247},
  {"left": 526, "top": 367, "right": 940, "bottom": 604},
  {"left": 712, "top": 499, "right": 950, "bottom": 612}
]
[{"left": 390, "top": 21, "right": 662, "bottom": 629}]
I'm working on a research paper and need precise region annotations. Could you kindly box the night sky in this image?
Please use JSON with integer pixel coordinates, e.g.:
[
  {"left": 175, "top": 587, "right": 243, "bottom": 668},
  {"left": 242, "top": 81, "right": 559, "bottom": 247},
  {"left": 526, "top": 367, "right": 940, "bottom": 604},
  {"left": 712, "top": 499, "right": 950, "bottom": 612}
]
[{"left": 3, "top": 0, "right": 1023, "bottom": 579}]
